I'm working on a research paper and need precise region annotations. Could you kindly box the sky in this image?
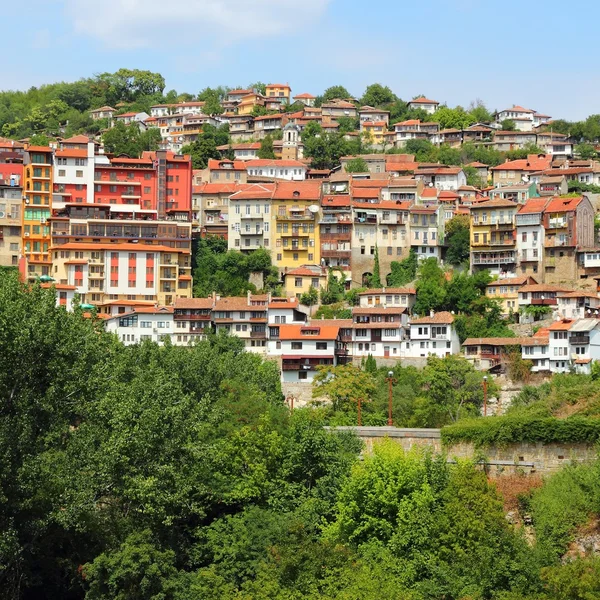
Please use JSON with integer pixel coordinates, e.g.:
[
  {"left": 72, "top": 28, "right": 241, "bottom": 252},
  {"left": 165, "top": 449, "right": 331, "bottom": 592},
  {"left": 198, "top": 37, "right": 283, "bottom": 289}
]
[{"left": 7, "top": 0, "right": 599, "bottom": 120}]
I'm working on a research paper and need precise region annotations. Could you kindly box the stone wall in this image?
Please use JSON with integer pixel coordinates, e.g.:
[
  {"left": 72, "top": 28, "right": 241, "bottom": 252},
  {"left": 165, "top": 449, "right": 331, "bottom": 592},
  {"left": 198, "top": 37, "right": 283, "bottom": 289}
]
[{"left": 331, "top": 426, "right": 598, "bottom": 477}]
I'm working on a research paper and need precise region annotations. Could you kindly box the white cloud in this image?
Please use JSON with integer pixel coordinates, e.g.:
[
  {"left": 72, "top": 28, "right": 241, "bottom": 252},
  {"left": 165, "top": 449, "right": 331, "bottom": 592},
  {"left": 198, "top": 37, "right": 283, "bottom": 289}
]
[{"left": 63, "top": 0, "right": 331, "bottom": 49}]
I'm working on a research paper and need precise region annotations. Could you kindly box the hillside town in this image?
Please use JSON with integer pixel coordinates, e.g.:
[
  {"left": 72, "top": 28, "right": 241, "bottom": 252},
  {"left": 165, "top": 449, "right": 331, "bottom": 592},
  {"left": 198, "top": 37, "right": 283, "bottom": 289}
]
[{"left": 2, "top": 81, "right": 600, "bottom": 395}]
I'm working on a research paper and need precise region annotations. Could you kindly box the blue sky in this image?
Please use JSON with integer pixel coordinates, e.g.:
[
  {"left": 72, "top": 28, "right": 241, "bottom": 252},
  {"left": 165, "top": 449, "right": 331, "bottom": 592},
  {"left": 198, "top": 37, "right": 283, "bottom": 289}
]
[{"left": 8, "top": 0, "right": 599, "bottom": 120}]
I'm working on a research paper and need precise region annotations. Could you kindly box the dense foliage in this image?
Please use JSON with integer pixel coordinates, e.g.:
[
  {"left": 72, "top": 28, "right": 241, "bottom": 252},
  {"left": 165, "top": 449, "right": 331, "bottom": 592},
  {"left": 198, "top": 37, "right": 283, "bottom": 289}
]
[
  {"left": 192, "top": 236, "right": 280, "bottom": 297},
  {"left": 441, "top": 415, "right": 600, "bottom": 446}
]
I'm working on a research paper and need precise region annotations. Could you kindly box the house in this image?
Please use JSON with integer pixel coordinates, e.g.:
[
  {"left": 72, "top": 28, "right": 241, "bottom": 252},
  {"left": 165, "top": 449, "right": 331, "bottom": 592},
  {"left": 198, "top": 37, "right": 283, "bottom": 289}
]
[
  {"left": 392, "top": 120, "right": 438, "bottom": 147},
  {"left": 114, "top": 111, "right": 149, "bottom": 126},
  {"left": 217, "top": 142, "right": 261, "bottom": 161},
  {"left": 253, "top": 114, "right": 288, "bottom": 139},
  {"left": 407, "top": 97, "right": 439, "bottom": 114},
  {"left": 321, "top": 100, "right": 357, "bottom": 119},
  {"left": 89, "top": 106, "right": 116, "bottom": 120},
  {"left": 237, "top": 92, "right": 266, "bottom": 116},
  {"left": 408, "top": 311, "right": 460, "bottom": 358},
  {"left": 105, "top": 306, "right": 175, "bottom": 345},
  {"left": 282, "top": 265, "right": 327, "bottom": 299},
  {"left": 470, "top": 199, "right": 518, "bottom": 278},
  {"left": 213, "top": 293, "right": 269, "bottom": 354},
  {"left": 431, "top": 129, "right": 462, "bottom": 148},
  {"left": 515, "top": 198, "right": 551, "bottom": 278},
  {"left": 556, "top": 291, "right": 600, "bottom": 320},
  {"left": 265, "top": 83, "right": 291, "bottom": 104},
  {"left": 320, "top": 194, "right": 353, "bottom": 274},
  {"left": 489, "top": 182, "right": 538, "bottom": 204},
  {"left": 466, "top": 161, "right": 490, "bottom": 183},
  {"left": 270, "top": 323, "right": 346, "bottom": 383},
  {"left": 462, "top": 124, "right": 494, "bottom": 144},
  {"left": 40, "top": 282, "right": 77, "bottom": 311},
  {"left": 352, "top": 307, "right": 408, "bottom": 358},
  {"left": 227, "top": 183, "right": 274, "bottom": 254},
  {"left": 205, "top": 159, "right": 248, "bottom": 183},
  {"left": 360, "top": 121, "right": 387, "bottom": 145},
  {"left": 267, "top": 297, "right": 308, "bottom": 326},
  {"left": 537, "top": 175, "right": 568, "bottom": 196},
  {"left": 246, "top": 159, "right": 307, "bottom": 181},
  {"left": 494, "top": 105, "right": 537, "bottom": 131},
  {"left": 340, "top": 154, "right": 386, "bottom": 174},
  {"left": 150, "top": 103, "right": 176, "bottom": 117},
  {"left": 358, "top": 106, "right": 390, "bottom": 125},
  {"left": 293, "top": 93, "right": 316, "bottom": 107},
  {"left": 410, "top": 205, "right": 444, "bottom": 261},
  {"left": 536, "top": 132, "right": 573, "bottom": 158},
  {"left": 492, "top": 130, "right": 538, "bottom": 152},
  {"left": 517, "top": 284, "right": 569, "bottom": 323},
  {"left": 542, "top": 195, "right": 595, "bottom": 285},
  {"left": 485, "top": 276, "right": 538, "bottom": 316},
  {"left": 414, "top": 166, "right": 466, "bottom": 191},
  {"left": 358, "top": 287, "right": 416, "bottom": 312},
  {"left": 271, "top": 180, "right": 321, "bottom": 270},
  {"left": 173, "top": 297, "right": 214, "bottom": 343},
  {"left": 490, "top": 154, "right": 553, "bottom": 186},
  {"left": 462, "top": 337, "right": 521, "bottom": 371},
  {"left": 193, "top": 182, "right": 238, "bottom": 238},
  {"left": 521, "top": 328, "right": 551, "bottom": 372}
]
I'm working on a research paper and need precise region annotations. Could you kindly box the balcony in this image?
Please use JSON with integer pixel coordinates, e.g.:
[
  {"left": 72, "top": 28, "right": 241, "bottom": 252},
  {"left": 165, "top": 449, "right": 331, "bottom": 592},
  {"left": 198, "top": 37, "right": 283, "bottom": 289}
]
[
  {"left": 240, "top": 229, "right": 264, "bottom": 236},
  {"left": 545, "top": 237, "right": 571, "bottom": 248},
  {"left": 570, "top": 335, "right": 590, "bottom": 345},
  {"left": 250, "top": 330, "right": 267, "bottom": 339},
  {"left": 174, "top": 313, "right": 211, "bottom": 321},
  {"left": 321, "top": 249, "right": 351, "bottom": 258},
  {"left": 489, "top": 238, "right": 515, "bottom": 246},
  {"left": 354, "top": 216, "right": 377, "bottom": 224},
  {"left": 283, "top": 246, "right": 308, "bottom": 252},
  {"left": 320, "top": 232, "right": 351, "bottom": 241},
  {"left": 530, "top": 298, "right": 557, "bottom": 305},
  {"left": 472, "top": 253, "right": 516, "bottom": 265},
  {"left": 548, "top": 219, "right": 567, "bottom": 229}
]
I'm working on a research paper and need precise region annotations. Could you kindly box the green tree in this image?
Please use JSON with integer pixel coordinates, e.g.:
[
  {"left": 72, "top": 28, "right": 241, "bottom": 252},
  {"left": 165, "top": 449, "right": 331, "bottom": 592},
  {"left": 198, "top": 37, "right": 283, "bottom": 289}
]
[
  {"left": 321, "top": 85, "right": 352, "bottom": 103},
  {"left": 102, "top": 122, "right": 161, "bottom": 157},
  {"left": 360, "top": 83, "right": 396, "bottom": 107},
  {"left": 364, "top": 354, "right": 377, "bottom": 374},
  {"left": 404, "top": 138, "right": 438, "bottom": 162},
  {"left": 313, "top": 364, "right": 377, "bottom": 413},
  {"left": 257, "top": 135, "right": 276, "bottom": 159},
  {"left": 299, "top": 286, "right": 319, "bottom": 313},
  {"left": 432, "top": 106, "right": 475, "bottom": 129},
  {"left": 28, "top": 133, "right": 50, "bottom": 146},
  {"left": 370, "top": 246, "right": 382, "bottom": 288},
  {"left": 387, "top": 250, "right": 417, "bottom": 286},
  {"left": 344, "top": 156, "right": 369, "bottom": 173},
  {"left": 414, "top": 258, "right": 447, "bottom": 315},
  {"left": 336, "top": 115, "right": 359, "bottom": 133},
  {"left": 463, "top": 164, "right": 486, "bottom": 188},
  {"left": 575, "top": 142, "right": 597, "bottom": 159},
  {"left": 247, "top": 81, "right": 267, "bottom": 95},
  {"left": 444, "top": 215, "right": 471, "bottom": 266},
  {"left": 501, "top": 119, "right": 517, "bottom": 131},
  {"left": 468, "top": 99, "right": 493, "bottom": 123},
  {"left": 181, "top": 124, "right": 231, "bottom": 169}
]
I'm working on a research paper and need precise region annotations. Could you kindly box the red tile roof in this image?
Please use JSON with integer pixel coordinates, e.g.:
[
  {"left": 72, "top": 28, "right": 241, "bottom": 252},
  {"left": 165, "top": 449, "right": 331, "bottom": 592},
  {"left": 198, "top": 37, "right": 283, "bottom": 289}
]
[
  {"left": 272, "top": 180, "right": 321, "bottom": 200},
  {"left": 358, "top": 287, "right": 416, "bottom": 295},
  {"left": 293, "top": 93, "right": 316, "bottom": 99},
  {"left": 55, "top": 149, "right": 88, "bottom": 158},
  {"left": 246, "top": 159, "right": 306, "bottom": 168},
  {"left": 544, "top": 196, "right": 583, "bottom": 213},
  {"left": 548, "top": 319, "right": 575, "bottom": 331},
  {"left": 207, "top": 158, "right": 247, "bottom": 171},
  {"left": 279, "top": 324, "right": 340, "bottom": 340},
  {"left": 491, "top": 155, "right": 552, "bottom": 172},
  {"left": 410, "top": 311, "right": 454, "bottom": 325},
  {"left": 409, "top": 97, "right": 439, "bottom": 104},
  {"left": 174, "top": 297, "right": 214, "bottom": 309},
  {"left": 517, "top": 198, "right": 551, "bottom": 214}
]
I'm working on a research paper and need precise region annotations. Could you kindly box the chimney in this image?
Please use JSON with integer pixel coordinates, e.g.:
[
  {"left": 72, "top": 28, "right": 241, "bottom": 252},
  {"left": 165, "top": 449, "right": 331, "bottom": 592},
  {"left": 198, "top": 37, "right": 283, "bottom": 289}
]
[
  {"left": 430, "top": 309, "right": 434, "bottom": 318},
  {"left": 247, "top": 290, "right": 251, "bottom": 303}
]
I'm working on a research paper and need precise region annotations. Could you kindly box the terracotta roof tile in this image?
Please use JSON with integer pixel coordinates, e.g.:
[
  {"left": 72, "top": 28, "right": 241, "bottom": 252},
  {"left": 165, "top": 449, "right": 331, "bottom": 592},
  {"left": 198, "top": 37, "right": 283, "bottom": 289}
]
[{"left": 410, "top": 311, "right": 454, "bottom": 325}]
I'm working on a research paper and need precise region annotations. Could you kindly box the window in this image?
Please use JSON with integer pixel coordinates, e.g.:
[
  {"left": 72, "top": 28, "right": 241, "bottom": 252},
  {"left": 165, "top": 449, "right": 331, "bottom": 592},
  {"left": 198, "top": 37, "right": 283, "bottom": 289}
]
[
  {"left": 316, "top": 342, "right": 327, "bottom": 350},
  {"left": 291, "top": 341, "right": 303, "bottom": 349},
  {"left": 295, "top": 277, "right": 303, "bottom": 287},
  {"left": 298, "top": 371, "right": 308, "bottom": 380},
  {"left": 76, "top": 170, "right": 83, "bottom": 178}
]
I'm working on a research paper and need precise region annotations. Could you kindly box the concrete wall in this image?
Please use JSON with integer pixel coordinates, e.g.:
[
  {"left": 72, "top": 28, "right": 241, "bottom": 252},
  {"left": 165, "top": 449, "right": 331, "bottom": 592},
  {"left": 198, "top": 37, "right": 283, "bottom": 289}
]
[{"left": 331, "top": 426, "right": 598, "bottom": 477}]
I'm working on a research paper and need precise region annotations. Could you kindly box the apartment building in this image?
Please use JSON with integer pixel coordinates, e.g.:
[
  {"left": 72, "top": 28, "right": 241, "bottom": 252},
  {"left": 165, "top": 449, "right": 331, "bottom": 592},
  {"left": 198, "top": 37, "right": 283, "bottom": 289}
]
[
  {"left": 228, "top": 184, "right": 274, "bottom": 254},
  {"left": 271, "top": 180, "right": 321, "bottom": 270},
  {"left": 470, "top": 199, "right": 518, "bottom": 277},
  {"left": 515, "top": 198, "right": 550, "bottom": 278},
  {"left": 0, "top": 162, "right": 23, "bottom": 268},
  {"left": 410, "top": 205, "right": 443, "bottom": 261},
  {"left": 192, "top": 182, "right": 234, "bottom": 239},
  {"left": 320, "top": 194, "right": 352, "bottom": 273},
  {"left": 22, "top": 146, "right": 53, "bottom": 280}
]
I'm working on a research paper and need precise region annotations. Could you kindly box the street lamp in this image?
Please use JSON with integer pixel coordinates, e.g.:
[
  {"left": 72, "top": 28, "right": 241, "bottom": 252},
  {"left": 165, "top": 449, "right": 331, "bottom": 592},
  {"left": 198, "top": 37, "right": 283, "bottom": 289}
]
[
  {"left": 483, "top": 375, "right": 488, "bottom": 417},
  {"left": 386, "top": 370, "right": 396, "bottom": 426}
]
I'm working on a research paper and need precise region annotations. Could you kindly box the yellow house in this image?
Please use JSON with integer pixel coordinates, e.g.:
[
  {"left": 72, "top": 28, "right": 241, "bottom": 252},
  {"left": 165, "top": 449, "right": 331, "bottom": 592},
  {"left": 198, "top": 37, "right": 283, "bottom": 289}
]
[
  {"left": 470, "top": 199, "right": 518, "bottom": 276},
  {"left": 361, "top": 121, "right": 387, "bottom": 145},
  {"left": 266, "top": 83, "right": 291, "bottom": 104},
  {"left": 23, "top": 145, "right": 53, "bottom": 280},
  {"left": 271, "top": 180, "right": 321, "bottom": 271},
  {"left": 282, "top": 265, "right": 327, "bottom": 299},
  {"left": 237, "top": 93, "right": 265, "bottom": 115},
  {"left": 485, "top": 276, "right": 537, "bottom": 316}
]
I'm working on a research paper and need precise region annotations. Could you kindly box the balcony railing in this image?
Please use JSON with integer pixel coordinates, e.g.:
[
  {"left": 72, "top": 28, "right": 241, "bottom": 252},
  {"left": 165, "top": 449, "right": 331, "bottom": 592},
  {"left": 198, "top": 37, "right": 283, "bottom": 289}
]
[
  {"left": 321, "top": 249, "right": 351, "bottom": 258},
  {"left": 570, "top": 335, "right": 590, "bottom": 345},
  {"left": 320, "top": 232, "right": 351, "bottom": 241},
  {"left": 472, "top": 253, "right": 516, "bottom": 265}
]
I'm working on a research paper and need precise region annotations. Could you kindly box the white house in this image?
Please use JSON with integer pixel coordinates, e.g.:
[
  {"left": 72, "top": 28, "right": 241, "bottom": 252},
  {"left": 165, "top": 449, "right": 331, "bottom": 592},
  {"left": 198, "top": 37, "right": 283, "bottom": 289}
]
[
  {"left": 105, "top": 307, "right": 175, "bottom": 345},
  {"left": 246, "top": 159, "right": 307, "bottom": 181},
  {"left": 414, "top": 167, "right": 466, "bottom": 191},
  {"left": 41, "top": 283, "right": 78, "bottom": 311},
  {"left": 53, "top": 141, "right": 97, "bottom": 204},
  {"left": 557, "top": 292, "right": 600, "bottom": 320},
  {"left": 408, "top": 311, "right": 460, "bottom": 358},
  {"left": 521, "top": 330, "right": 551, "bottom": 372},
  {"left": 409, "top": 205, "right": 444, "bottom": 261},
  {"left": 358, "top": 287, "right": 416, "bottom": 311},
  {"left": 515, "top": 198, "right": 549, "bottom": 276},
  {"left": 407, "top": 98, "right": 439, "bottom": 114},
  {"left": 351, "top": 307, "right": 408, "bottom": 358},
  {"left": 269, "top": 322, "right": 345, "bottom": 383},
  {"left": 494, "top": 105, "right": 536, "bottom": 132}
]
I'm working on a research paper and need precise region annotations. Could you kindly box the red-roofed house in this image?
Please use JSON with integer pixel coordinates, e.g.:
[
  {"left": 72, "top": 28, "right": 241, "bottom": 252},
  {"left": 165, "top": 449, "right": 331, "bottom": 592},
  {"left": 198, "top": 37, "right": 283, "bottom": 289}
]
[
  {"left": 407, "top": 97, "right": 440, "bottom": 114},
  {"left": 516, "top": 198, "right": 551, "bottom": 278},
  {"left": 293, "top": 93, "right": 316, "bottom": 107},
  {"left": 491, "top": 154, "right": 552, "bottom": 186},
  {"left": 542, "top": 195, "right": 594, "bottom": 285},
  {"left": 494, "top": 105, "right": 537, "bottom": 131},
  {"left": 409, "top": 311, "right": 460, "bottom": 357},
  {"left": 206, "top": 159, "right": 248, "bottom": 184}
]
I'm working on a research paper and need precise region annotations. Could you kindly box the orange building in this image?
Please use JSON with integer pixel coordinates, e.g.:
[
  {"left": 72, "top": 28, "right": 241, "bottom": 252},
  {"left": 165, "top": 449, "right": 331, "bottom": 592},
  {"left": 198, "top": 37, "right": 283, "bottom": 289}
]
[{"left": 23, "top": 146, "right": 53, "bottom": 280}]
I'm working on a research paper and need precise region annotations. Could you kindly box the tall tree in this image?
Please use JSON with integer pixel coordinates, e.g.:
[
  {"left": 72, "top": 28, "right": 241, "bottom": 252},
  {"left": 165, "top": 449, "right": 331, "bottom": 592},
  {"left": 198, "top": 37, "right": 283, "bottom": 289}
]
[
  {"left": 371, "top": 246, "right": 382, "bottom": 288},
  {"left": 444, "top": 215, "right": 471, "bottom": 266},
  {"left": 360, "top": 83, "right": 396, "bottom": 107}
]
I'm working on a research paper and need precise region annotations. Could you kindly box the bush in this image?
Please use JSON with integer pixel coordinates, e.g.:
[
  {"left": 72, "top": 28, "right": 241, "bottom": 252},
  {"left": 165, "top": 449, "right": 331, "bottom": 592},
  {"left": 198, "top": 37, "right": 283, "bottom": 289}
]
[{"left": 441, "top": 416, "right": 600, "bottom": 447}]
